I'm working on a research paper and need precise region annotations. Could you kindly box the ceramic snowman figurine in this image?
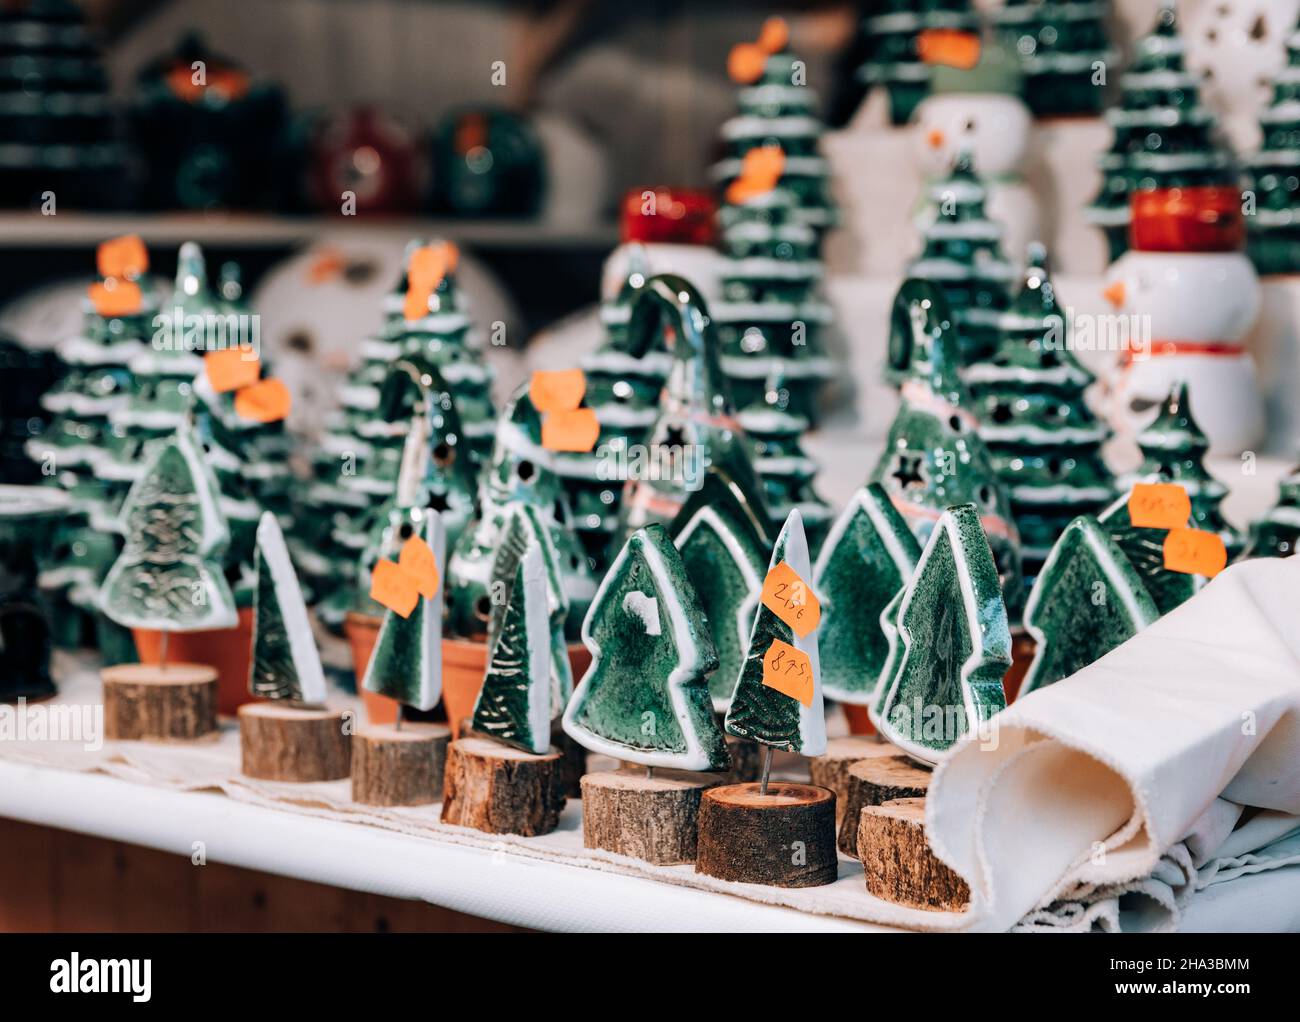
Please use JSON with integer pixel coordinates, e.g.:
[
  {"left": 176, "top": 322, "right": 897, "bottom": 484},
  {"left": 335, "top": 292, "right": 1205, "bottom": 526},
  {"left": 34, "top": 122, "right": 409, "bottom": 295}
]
[
  {"left": 912, "top": 38, "right": 1040, "bottom": 264},
  {"left": 1103, "top": 187, "right": 1264, "bottom": 455}
]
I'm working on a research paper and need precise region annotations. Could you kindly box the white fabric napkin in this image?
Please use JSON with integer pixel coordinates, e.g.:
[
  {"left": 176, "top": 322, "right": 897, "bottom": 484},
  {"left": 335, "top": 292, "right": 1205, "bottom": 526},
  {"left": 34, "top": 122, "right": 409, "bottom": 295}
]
[{"left": 923, "top": 555, "right": 1300, "bottom": 932}]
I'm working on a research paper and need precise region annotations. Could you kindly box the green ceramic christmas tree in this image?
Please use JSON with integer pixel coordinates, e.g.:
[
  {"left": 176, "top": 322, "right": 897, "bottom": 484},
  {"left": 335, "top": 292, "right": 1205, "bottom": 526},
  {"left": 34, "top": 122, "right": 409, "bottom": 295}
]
[
  {"left": 98, "top": 422, "right": 237, "bottom": 633},
  {"left": 615, "top": 274, "right": 765, "bottom": 542},
  {"left": 966, "top": 244, "right": 1115, "bottom": 580},
  {"left": 909, "top": 149, "right": 1015, "bottom": 365},
  {"left": 1119, "top": 381, "right": 1243, "bottom": 562},
  {"left": 564, "top": 524, "right": 731, "bottom": 771},
  {"left": 1247, "top": 19, "right": 1300, "bottom": 274},
  {"left": 869, "top": 586, "right": 908, "bottom": 726},
  {"left": 1096, "top": 490, "right": 1198, "bottom": 617},
  {"left": 1245, "top": 462, "right": 1300, "bottom": 558},
  {"left": 249, "top": 511, "right": 327, "bottom": 705},
  {"left": 668, "top": 467, "right": 770, "bottom": 710},
  {"left": 552, "top": 249, "right": 667, "bottom": 568},
  {"left": 1085, "top": 3, "right": 1232, "bottom": 262},
  {"left": 736, "top": 368, "right": 831, "bottom": 550},
  {"left": 488, "top": 502, "right": 574, "bottom": 717},
  {"left": 712, "top": 178, "right": 835, "bottom": 422},
  {"left": 858, "top": 0, "right": 980, "bottom": 125},
  {"left": 362, "top": 511, "right": 445, "bottom": 712},
  {"left": 870, "top": 278, "right": 1023, "bottom": 611},
  {"left": 875, "top": 503, "right": 1010, "bottom": 764},
  {"left": 724, "top": 509, "right": 827, "bottom": 757},
  {"left": 29, "top": 236, "right": 156, "bottom": 649},
  {"left": 470, "top": 544, "right": 552, "bottom": 754},
  {"left": 1020, "top": 515, "right": 1158, "bottom": 696},
  {"left": 446, "top": 382, "right": 594, "bottom": 642},
  {"left": 813, "top": 483, "right": 921, "bottom": 706},
  {"left": 992, "top": 0, "right": 1114, "bottom": 116}
]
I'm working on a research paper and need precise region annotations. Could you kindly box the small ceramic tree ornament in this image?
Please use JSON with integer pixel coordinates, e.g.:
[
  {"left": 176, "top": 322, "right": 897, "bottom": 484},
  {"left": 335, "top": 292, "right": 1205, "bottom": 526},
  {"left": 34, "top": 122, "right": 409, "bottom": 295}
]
[
  {"left": 870, "top": 278, "right": 1023, "bottom": 612},
  {"left": 614, "top": 274, "right": 765, "bottom": 542},
  {"left": 869, "top": 588, "right": 906, "bottom": 727},
  {"left": 697, "top": 508, "right": 838, "bottom": 887},
  {"left": 875, "top": 503, "right": 1012, "bottom": 766},
  {"left": 239, "top": 512, "right": 351, "bottom": 783},
  {"left": 96, "top": 423, "right": 236, "bottom": 741},
  {"left": 352, "top": 510, "right": 451, "bottom": 806},
  {"left": 442, "top": 543, "right": 567, "bottom": 836},
  {"left": 248, "top": 511, "right": 327, "bottom": 705},
  {"left": 1097, "top": 489, "right": 1198, "bottom": 616},
  {"left": 668, "top": 467, "right": 770, "bottom": 710},
  {"left": 1245, "top": 462, "right": 1300, "bottom": 559},
  {"left": 566, "top": 524, "right": 738, "bottom": 864},
  {"left": 813, "top": 482, "right": 921, "bottom": 706},
  {"left": 488, "top": 501, "right": 574, "bottom": 718},
  {"left": 1020, "top": 516, "right": 1159, "bottom": 697},
  {"left": 724, "top": 508, "right": 827, "bottom": 758}
]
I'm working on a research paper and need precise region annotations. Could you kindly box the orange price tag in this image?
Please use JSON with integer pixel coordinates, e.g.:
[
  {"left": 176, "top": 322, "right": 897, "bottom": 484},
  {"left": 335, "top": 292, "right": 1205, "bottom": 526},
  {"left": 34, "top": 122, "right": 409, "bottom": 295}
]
[
  {"left": 88, "top": 279, "right": 143, "bottom": 317},
  {"left": 398, "top": 535, "right": 440, "bottom": 599},
  {"left": 97, "top": 235, "right": 148, "bottom": 280},
  {"left": 1163, "top": 528, "right": 1228, "bottom": 578},
  {"left": 760, "top": 560, "right": 821, "bottom": 638},
  {"left": 757, "top": 16, "right": 789, "bottom": 55},
  {"left": 542, "top": 408, "right": 600, "bottom": 453},
  {"left": 204, "top": 347, "right": 261, "bottom": 393},
  {"left": 529, "top": 368, "right": 587, "bottom": 413},
  {"left": 407, "top": 245, "right": 448, "bottom": 292},
  {"left": 728, "top": 42, "right": 766, "bottom": 84},
  {"left": 1128, "top": 482, "right": 1191, "bottom": 530},
  {"left": 370, "top": 559, "right": 420, "bottom": 618},
  {"left": 917, "top": 29, "right": 981, "bottom": 70},
  {"left": 743, "top": 144, "right": 785, "bottom": 184},
  {"left": 762, "top": 638, "right": 814, "bottom": 707},
  {"left": 403, "top": 283, "right": 432, "bottom": 322},
  {"left": 233, "top": 378, "right": 291, "bottom": 423}
]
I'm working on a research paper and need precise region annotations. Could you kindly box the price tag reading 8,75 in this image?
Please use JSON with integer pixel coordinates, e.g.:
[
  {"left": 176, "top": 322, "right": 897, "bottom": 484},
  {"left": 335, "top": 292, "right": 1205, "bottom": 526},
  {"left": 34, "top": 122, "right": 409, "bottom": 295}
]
[
  {"left": 762, "top": 639, "right": 813, "bottom": 707},
  {"left": 759, "top": 561, "right": 821, "bottom": 638}
]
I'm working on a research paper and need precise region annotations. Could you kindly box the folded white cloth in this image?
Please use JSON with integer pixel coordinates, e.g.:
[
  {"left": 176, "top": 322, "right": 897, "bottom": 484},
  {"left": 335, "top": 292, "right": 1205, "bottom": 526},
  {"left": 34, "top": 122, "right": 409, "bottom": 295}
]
[{"left": 924, "top": 555, "right": 1300, "bottom": 932}]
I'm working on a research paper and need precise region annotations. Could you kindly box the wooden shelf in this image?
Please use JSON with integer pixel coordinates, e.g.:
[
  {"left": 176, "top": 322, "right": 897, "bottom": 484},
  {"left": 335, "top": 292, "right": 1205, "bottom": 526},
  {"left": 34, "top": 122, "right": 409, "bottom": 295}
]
[{"left": 0, "top": 212, "right": 619, "bottom": 250}]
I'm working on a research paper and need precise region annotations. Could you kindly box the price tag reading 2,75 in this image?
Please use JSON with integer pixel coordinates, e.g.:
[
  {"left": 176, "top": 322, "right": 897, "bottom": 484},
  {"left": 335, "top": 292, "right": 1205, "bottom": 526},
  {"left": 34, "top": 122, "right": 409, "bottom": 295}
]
[
  {"left": 760, "top": 561, "right": 820, "bottom": 638},
  {"left": 762, "top": 639, "right": 813, "bottom": 707}
]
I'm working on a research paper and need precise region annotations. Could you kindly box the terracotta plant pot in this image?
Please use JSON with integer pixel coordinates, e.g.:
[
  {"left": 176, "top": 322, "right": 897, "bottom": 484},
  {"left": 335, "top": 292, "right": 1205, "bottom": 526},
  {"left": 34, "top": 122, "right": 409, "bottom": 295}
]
[
  {"left": 1003, "top": 630, "right": 1037, "bottom": 704},
  {"left": 443, "top": 636, "right": 592, "bottom": 738},
  {"left": 133, "top": 606, "right": 254, "bottom": 716},
  {"left": 344, "top": 611, "right": 394, "bottom": 724}
]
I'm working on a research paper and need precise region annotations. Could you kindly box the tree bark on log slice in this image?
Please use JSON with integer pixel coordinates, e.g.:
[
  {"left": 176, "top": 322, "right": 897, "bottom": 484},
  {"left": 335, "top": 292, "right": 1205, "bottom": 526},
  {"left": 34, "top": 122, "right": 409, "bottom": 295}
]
[
  {"left": 440, "top": 736, "right": 566, "bottom": 836},
  {"left": 726, "top": 735, "right": 761, "bottom": 782},
  {"left": 351, "top": 723, "right": 451, "bottom": 806},
  {"left": 808, "top": 736, "right": 902, "bottom": 826},
  {"left": 858, "top": 798, "right": 969, "bottom": 911},
  {"left": 580, "top": 768, "right": 724, "bottom": 865},
  {"left": 837, "top": 755, "right": 932, "bottom": 858},
  {"left": 237, "top": 702, "right": 352, "bottom": 782},
  {"left": 101, "top": 663, "right": 217, "bottom": 741},
  {"left": 695, "top": 782, "right": 838, "bottom": 887}
]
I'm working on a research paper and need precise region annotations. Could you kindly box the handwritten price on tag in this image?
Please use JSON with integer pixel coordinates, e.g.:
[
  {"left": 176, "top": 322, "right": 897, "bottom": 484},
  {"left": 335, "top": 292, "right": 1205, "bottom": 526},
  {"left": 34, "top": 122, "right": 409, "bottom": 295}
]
[
  {"left": 760, "top": 560, "right": 820, "bottom": 638},
  {"left": 762, "top": 639, "right": 813, "bottom": 707},
  {"left": 1163, "top": 528, "right": 1227, "bottom": 578},
  {"left": 1128, "top": 482, "right": 1191, "bottom": 530}
]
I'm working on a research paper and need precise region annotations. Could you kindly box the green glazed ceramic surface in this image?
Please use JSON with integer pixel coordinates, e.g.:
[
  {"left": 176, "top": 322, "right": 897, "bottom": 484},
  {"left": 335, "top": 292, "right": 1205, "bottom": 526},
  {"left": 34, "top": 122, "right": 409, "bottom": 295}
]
[{"left": 249, "top": 512, "right": 327, "bottom": 705}]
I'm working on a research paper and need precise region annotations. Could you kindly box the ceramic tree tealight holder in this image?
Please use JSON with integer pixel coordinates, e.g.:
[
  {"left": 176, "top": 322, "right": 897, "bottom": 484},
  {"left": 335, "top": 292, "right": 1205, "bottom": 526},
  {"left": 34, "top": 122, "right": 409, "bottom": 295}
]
[
  {"left": 237, "top": 513, "right": 351, "bottom": 782},
  {"left": 563, "top": 524, "right": 731, "bottom": 865},
  {"left": 440, "top": 544, "right": 567, "bottom": 836},
  {"left": 695, "top": 509, "right": 839, "bottom": 889},
  {"left": 352, "top": 510, "right": 451, "bottom": 806},
  {"left": 98, "top": 425, "right": 236, "bottom": 741}
]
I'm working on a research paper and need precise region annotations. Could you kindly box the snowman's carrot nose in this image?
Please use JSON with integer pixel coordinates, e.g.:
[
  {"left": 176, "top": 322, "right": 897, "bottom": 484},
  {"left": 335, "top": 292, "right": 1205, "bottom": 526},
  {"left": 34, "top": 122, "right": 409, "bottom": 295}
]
[
  {"left": 926, "top": 128, "right": 945, "bottom": 149},
  {"left": 1103, "top": 281, "right": 1125, "bottom": 308}
]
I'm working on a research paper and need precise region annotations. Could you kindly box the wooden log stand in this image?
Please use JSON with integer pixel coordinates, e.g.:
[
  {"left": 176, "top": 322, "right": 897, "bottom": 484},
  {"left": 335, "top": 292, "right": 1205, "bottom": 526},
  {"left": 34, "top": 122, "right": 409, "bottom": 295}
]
[
  {"left": 351, "top": 723, "right": 451, "bottom": 806},
  {"left": 237, "top": 702, "right": 352, "bottom": 782},
  {"left": 808, "top": 735, "right": 903, "bottom": 826},
  {"left": 858, "top": 797, "right": 970, "bottom": 912},
  {"left": 580, "top": 768, "right": 723, "bottom": 865},
  {"left": 101, "top": 663, "right": 217, "bottom": 741},
  {"left": 726, "top": 735, "right": 761, "bottom": 782},
  {"left": 837, "top": 754, "right": 931, "bottom": 858},
  {"left": 695, "top": 782, "right": 838, "bottom": 888},
  {"left": 440, "top": 736, "right": 566, "bottom": 836}
]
